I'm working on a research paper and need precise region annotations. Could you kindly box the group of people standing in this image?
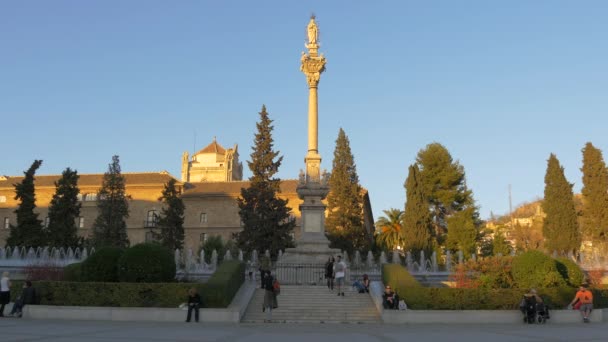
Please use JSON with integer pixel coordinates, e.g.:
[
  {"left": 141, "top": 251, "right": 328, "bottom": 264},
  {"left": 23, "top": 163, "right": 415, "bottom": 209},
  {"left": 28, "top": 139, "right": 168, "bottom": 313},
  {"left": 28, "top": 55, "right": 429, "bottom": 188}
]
[{"left": 324, "top": 255, "right": 347, "bottom": 296}]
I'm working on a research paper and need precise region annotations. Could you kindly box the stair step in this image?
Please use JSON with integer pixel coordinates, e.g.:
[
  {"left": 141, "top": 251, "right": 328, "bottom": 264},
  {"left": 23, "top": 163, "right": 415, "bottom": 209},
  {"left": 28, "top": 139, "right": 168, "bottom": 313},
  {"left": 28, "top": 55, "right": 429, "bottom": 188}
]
[{"left": 242, "top": 286, "right": 381, "bottom": 324}]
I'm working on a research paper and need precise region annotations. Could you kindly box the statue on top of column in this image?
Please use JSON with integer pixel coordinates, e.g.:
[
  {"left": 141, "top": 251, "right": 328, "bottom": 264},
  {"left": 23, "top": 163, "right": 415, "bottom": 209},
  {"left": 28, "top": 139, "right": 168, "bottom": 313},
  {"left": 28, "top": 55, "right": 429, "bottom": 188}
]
[{"left": 307, "top": 15, "right": 318, "bottom": 45}]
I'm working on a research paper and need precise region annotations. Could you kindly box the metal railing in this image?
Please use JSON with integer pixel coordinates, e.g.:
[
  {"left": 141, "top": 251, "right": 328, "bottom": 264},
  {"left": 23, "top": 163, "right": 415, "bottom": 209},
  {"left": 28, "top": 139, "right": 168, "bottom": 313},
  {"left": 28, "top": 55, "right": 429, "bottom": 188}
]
[{"left": 273, "top": 263, "right": 326, "bottom": 285}]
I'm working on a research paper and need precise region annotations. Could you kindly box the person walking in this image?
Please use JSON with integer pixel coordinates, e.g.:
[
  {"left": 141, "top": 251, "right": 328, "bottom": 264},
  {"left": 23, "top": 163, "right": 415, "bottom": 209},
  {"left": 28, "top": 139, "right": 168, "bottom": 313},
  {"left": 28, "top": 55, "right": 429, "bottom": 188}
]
[
  {"left": 325, "top": 257, "right": 335, "bottom": 291},
  {"left": 262, "top": 271, "right": 276, "bottom": 322},
  {"left": 185, "top": 288, "right": 202, "bottom": 322},
  {"left": 569, "top": 284, "right": 593, "bottom": 323},
  {"left": 0, "top": 272, "right": 10, "bottom": 317},
  {"left": 334, "top": 255, "right": 347, "bottom": 297}
]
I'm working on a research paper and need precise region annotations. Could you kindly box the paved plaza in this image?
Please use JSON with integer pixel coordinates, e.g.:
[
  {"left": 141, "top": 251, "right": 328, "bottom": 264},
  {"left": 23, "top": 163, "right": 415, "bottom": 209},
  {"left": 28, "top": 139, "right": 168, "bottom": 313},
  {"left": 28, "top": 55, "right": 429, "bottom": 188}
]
[{"left": 0, "top": 319, "right": 606, "bottom": 341}]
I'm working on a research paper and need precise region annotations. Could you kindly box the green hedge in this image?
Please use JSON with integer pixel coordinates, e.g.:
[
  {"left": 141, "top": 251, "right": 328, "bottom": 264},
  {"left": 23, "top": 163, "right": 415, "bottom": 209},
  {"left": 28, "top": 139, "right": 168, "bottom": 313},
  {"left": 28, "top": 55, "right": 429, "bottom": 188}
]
[
  {"left": 117, "top": 244, "right": 175, "bottom": 283},
  {"left": 63, "top": 262, "right": 83, "bottom": 282},
  {"left": 511, "top": 251, "right": 566, "bottom": 288},
  {"left": 204, "top": 260, "right": 246, "bottom": 307},
  {"left": 81, "top": 247, "right": 124, "bottom": 282},
  {"left": 381, "top": 263, "right": 608, "bottom": 309},
  {"left": 382, "top": 264, "right": 422, "bottom": 295},
  {"left": 555, "top": 257, "right": 585, "bottom": 287},
  {"left": 13, "top": 261, "right": 245, "bottom": 308}
]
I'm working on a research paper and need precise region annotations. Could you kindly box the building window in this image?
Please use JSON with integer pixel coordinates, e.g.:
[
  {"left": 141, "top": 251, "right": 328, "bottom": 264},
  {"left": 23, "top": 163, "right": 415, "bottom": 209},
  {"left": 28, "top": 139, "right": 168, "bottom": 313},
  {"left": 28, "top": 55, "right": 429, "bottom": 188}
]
[
  {"left": 3, "top": 217, "right": 9, "bottom": 229},
  {"left": 78, "top": 217, "right": 85, "bottom": 228},
  {"left": 0, "top": 196, "right": 6, "bottom": 203},
  {"left": 146, "top": 210, "right": 159, "bottom": 228},
  {"left": 145, "top": 231, "right": 157, "bottom": 243},
  {"left": 200, "top": 213, "right": 208, "bottom": 224},
  {"left": 200, "top": 233, "right": 208, "bottom": 243}
]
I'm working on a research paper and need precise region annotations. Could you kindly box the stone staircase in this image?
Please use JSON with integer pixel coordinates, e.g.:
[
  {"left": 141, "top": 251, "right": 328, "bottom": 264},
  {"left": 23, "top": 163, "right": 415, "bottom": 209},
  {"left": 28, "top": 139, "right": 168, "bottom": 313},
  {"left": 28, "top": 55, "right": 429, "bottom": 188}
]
[{"left": 241, "top": 285, "right": 381, "bottom": 323}]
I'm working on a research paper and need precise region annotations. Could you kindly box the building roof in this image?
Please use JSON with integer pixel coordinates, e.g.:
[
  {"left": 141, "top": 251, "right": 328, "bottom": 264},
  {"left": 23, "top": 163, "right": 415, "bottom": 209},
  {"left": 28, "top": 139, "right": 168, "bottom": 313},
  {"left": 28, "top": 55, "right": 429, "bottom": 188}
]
[
  {"left": 0, "top": 172, "right": 178, "bottom": 189},
  {"left": 195, "top": 139, "right": 226, "bottom": 155},
  {"left": 182, "top": 179, "right": 299, "bottom": 197}
]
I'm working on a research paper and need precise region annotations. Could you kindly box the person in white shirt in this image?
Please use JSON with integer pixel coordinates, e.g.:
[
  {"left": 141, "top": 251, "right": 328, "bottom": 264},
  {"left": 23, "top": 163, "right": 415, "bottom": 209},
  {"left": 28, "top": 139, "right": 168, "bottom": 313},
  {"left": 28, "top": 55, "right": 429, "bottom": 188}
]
[
  {"left": 333, "top": 255, "right": 347, "bottom": 297},
  {"left": 0, "top": 271, "right": 11, "bottom": 317}
]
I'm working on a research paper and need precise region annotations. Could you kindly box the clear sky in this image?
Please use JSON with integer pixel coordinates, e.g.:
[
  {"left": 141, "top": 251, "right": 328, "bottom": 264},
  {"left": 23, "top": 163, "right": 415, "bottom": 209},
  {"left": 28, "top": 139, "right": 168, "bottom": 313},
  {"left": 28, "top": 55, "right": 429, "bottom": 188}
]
[{"left": 1, "top": 1, "right": 607, "bottom": 221}]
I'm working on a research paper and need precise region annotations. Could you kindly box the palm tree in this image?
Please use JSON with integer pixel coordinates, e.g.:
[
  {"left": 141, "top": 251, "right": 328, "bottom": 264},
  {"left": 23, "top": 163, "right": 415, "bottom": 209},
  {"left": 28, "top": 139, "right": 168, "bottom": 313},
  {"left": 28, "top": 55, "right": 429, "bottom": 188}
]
[{"left": 375, "top": 208, "right": 404, "bottom": 251}]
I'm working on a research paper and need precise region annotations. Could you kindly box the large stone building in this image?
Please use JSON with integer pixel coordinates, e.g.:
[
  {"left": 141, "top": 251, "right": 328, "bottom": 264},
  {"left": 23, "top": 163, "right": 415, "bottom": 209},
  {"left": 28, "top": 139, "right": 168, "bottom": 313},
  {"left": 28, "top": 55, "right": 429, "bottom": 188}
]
[{"left": 0, "top": 139, "right": 374, "bottom": 249}]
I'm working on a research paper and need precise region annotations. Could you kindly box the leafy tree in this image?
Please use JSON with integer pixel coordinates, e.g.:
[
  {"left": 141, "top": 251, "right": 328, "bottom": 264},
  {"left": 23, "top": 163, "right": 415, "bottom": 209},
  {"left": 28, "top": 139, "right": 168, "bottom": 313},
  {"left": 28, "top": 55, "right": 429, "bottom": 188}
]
[
  {"left": 46, "top": 168, "right": 81, "bottom": 247},
  {"left": 445, "top": 207, "right": 478, "bottom": 256},
  {"left": 580, "top": 142, "right": 608, "bottom": 249},
  {"left": 415, "top": 143, "right": 476, "bottom": 246},
  {"left": 542, "top": 154, "right": 580, "bottom": 253},
  {"left": 491, "top": 230, "right": 511, "bottom": 256},
  {"left": 7, "top": 160, "right": 45, "bottom": 247},
  {"left": 235, "top": 105, "right": 295, "bottom": 258},
  {"left": 375, "top": 208, "right": 403, "bottom": 251},
  {"left": 91, "top": 155, "right": 130, "bottom": 248},
  {"left": 402, "top": 164, "right": 433, "bottom": 255},
  {"left": 326, "top": 128, "right": 370, "bottom": 253},
  {"left": 156, "top": 178, "right": 185, "bottom": 251},
  {"left": 511, "top": 220, "right": 544, "bottom": 252}
]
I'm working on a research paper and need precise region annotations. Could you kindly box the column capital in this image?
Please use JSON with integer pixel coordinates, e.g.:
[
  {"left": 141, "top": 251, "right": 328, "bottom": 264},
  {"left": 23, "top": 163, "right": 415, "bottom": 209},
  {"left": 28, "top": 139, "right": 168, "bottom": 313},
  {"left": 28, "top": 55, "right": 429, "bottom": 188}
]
[{"left": 301, "top": 54, "right": 326, "bottom": 88}]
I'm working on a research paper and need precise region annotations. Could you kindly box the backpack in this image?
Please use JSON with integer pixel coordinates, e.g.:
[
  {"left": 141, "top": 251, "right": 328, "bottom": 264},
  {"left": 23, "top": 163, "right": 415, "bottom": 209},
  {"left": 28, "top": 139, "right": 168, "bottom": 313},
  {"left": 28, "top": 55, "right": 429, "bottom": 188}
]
[{"left": 273, "top": 279, "right": 281, "bottom": 295}]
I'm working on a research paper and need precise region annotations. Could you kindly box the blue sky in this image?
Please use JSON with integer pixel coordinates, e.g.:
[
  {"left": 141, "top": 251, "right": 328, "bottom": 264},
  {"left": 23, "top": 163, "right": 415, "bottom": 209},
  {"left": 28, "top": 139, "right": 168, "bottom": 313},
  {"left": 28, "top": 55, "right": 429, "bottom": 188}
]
[{"left": 1, "top": 1, "right": 607, "bottom": 221}]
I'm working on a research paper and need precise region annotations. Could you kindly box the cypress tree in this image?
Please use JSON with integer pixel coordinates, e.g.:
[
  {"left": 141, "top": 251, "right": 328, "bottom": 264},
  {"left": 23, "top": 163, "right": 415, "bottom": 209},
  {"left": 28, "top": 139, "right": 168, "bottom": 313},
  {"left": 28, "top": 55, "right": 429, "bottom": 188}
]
[
  {"left": 91, "top": 155, "right": 130, "bottom": 248},
  {"left": 580, "top": 142, "right": 608, "bottom": 248},
  {"left": 235, "top": 105, "right": 295, "bottom": 258},
  {"left": 542, "top": 153, "right": 580, "bottom": 253},
  {"left": 46, "top": 167, "right": 81, "bottom": 247},
  {"left": 401, "top": 164, "right": 433, "bottom": 255},
  {"left": 7, "top": 160, "right": 45, "bottom": 248},
  {"left": 157, "top": 178, "right": 185, "bottom": 251},
  {"left": 415, "top": 143, "right": 476, "bottom": 246},
  {"left": 326, "top": 128, "right": 370, "bottom": 253}
]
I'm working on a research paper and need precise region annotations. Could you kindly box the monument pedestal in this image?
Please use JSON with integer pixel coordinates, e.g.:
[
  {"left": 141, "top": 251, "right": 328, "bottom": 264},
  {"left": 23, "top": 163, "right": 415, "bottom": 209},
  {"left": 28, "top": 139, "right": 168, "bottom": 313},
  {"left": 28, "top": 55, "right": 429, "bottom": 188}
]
[{"left": 278, "top": 181, "right": 340, "bottom": 265}]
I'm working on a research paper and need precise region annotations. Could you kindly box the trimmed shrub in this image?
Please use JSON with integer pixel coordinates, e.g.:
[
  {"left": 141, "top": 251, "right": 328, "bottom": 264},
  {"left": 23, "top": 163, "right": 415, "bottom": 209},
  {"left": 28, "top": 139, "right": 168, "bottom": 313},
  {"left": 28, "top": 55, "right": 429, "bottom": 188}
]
[
  {"left": 400, "top": 286, "right": 582, "bottom": 310},
  {"left": 81, "top": 247, "right": 124, "bottom": 282},
  {"left": 63, "top": 262, "right": 83, "bottom": 282},
  {"left": 555, "top": 257, "right": 585, "bottom": 287},
  {"left": 382, "top": 264, "right": 422, "bottom": 297},
  {"left": 117, "top": 243, "right": 175, "bottom": 283},
  {"left": 203, "top": 260, "right": 245, "bottom": 307},
  {"left": 511, "top": 251, "right": 566, "bottom": 288},
  {"left": 15, "top": 261, "right": 246, "bottom": 308}
]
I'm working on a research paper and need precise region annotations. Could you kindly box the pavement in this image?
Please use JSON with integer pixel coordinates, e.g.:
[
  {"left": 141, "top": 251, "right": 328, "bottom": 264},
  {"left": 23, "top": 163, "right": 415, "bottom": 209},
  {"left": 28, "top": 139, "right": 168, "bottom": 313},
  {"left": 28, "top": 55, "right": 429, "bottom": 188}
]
[{"left": 1, "top": 319, "right": 607, "bottom": 341}]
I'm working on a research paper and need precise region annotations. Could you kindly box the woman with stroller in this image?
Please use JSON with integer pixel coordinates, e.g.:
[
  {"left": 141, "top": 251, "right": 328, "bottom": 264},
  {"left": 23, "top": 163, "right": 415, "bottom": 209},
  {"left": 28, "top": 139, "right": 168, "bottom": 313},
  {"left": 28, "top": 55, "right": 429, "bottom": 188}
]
[{"left": 520, "top": 289, "right": 549, "bottom": 323}]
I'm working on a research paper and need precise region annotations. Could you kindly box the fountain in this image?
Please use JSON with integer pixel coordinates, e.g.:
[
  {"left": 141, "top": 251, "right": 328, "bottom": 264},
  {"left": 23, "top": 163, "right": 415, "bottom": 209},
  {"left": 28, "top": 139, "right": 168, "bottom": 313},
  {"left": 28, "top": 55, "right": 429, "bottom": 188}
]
[
  {"left": 379, "top": 251, "right": 387, "bottom": 264},
  {"left": 431, "top": 251, "right": 438, "bottom": 272},
  {"left": 445, "top": 250, "right": 452, "bottom": 272},
  {"left": 210, "top": 249, "right": 218, "bottom": 269},
  {"left": 366, "top": 251, "right": 374, "bottom": 268},
  {"left": 419, "top": 250, "right": 426, "bottom": 273},
  {"left": 392, "top": 250, "right": 400, "bottom": 264},
  {"left": 404, "top": 251, "right": 412, "bottom": 272},
  {"left": 224, "top": 250, "right": 232, "bottom": 261},
  {"left": 457, "top": 250, "right": 464, "bottom": 264},
  {"left": 238, "top": 249, "right": 243, "bottom": 262},
  {"left": 353, "top": 251, "right": 361, "bottom": 267}
]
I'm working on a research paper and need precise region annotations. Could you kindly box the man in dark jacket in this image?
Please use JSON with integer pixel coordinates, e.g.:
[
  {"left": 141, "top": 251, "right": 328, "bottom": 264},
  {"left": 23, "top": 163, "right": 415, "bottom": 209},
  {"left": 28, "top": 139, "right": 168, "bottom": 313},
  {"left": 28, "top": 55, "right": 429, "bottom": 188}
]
[
  {"left": 185, "top": 288, "right": 202, "bottom": 322},
  {"left": 9, "top": 281, "right": 37, "bottom": 318}
]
